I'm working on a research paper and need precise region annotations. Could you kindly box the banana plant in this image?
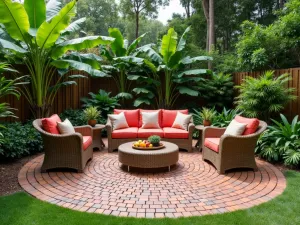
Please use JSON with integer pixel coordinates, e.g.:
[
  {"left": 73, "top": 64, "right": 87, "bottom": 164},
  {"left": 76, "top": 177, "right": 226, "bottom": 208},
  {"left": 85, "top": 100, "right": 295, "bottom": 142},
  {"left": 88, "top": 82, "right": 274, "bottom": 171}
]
[
  {"left": 0, "top": 63, "right": 27, "bottom": 143},
  {"left": 132, "top": 26, "right": 213, "bottom": 109},
  {"left": 0, "top": 0, "right": 114, "bottom": 118},
  {"left": 100, "top": 28, "right": 151, "bottom": 100}
]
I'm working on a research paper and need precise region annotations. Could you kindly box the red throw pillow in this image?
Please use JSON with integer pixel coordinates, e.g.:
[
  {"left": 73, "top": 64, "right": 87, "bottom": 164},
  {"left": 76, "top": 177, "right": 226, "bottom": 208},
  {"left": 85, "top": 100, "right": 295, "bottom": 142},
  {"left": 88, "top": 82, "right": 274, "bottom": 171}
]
[
  {"left": 42, "top": 114, "right": 62, "bottom": 134},
  {"left": 162, "top": 109, "right": 188, "bottom": 128},
  {"left": 114, "top": 109, "right": 139, "bottom": 127},
  {"left": 234, "top": 115, "right": 259, "bottom": 135},
  {"left": 138, "top": 109, "right": 162, "bottom": 128}
]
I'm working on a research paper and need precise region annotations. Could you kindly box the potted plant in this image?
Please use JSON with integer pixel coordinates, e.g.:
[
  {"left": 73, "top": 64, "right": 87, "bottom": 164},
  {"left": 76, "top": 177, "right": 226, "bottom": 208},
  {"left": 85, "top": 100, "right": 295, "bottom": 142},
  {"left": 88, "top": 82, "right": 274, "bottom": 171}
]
[
  {"left": 83, "top": 106, "right": 101, "bottom": 127},
  {"left": 148, "top": 135, "right": 161, "bottom": 147},
  {"left": 199, "top": 108, "right": 216, "bottom": 126}
]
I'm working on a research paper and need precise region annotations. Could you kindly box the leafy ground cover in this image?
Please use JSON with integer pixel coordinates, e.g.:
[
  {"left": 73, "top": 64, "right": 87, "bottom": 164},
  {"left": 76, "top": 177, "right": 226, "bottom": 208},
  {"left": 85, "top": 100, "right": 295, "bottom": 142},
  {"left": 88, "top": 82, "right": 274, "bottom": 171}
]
[{"left": 0, "top": 171, "right": 299, "bottom": 225}]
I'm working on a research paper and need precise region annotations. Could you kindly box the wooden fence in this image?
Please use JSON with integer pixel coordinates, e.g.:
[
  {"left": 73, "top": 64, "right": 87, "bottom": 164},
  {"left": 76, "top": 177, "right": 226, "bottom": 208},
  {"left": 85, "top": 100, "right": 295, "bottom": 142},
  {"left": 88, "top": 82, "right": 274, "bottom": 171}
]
[
  {"left": 1, "top": 70, "right": 118, "bottom": 122},
  {"left": 1, "top": 67, "right": 300, "bottom": 122},
  {"left": 233, "top": 68, "right": 300, "bottom": 119}
]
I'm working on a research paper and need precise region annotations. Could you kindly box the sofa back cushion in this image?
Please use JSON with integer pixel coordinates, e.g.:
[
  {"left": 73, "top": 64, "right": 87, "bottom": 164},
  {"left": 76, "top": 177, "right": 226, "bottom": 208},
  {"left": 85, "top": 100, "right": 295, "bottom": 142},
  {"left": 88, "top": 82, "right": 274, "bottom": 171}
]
[
  {"left": 114, "top": 109, "right": 139, "bottom": 127},
  {"left": 141, "top": 111, "right": 161, "bottom": 129},
  {"left": 162, "top": 109, "right": 188, "bottom": 128},
  {"left": 234, "top": 115, "right": 259, "bottom": 135},
  {"left": 139, "top": 109, "right": 162, "bottom": 128},
  {"left": 42, "top": 114, "right": 61, "bottom": 134}
]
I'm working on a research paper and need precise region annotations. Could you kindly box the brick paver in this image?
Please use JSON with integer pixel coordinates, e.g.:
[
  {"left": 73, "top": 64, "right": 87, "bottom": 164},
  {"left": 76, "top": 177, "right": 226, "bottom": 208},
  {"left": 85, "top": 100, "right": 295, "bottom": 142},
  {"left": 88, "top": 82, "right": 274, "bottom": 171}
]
[{"left": 18, "top": 140, "right": 286, "bottom": 218}]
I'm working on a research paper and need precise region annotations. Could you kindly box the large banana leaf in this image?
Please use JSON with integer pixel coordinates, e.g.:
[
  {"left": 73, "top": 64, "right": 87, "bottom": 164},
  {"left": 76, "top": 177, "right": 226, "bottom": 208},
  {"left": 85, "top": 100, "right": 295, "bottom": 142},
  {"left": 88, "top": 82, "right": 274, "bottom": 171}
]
[
  {"left": 134, "top": 44, "right": 163, "bottom": 64},
  {"left": 0, "top": 38, "right": 27, "bottom": 53},
  {"left": 65, "top": 52, "right": 103, "bottom": 69},
  {"left": 46, "top": 0, "right": 62, "bottom": 21},
  {"left": 160, "top": 28, "right": 177, "bottom": 64},
  {"left": 177, "top": 86, "right": 199, "bottom": 96},
  {"left": 0, "top": 28, "right": 15, "bottom": 42},
  {"left": 108, "top": 28, "right": 126, "bottom": 57},
  {"left": 0, "top": 0, "right": 29, "bottom": 41},
  {"left": 134, "top": 97, "right": 151, "bottom": 107},
  {"left": 51, "top": 36, "right": 114, "bottom": 59},
  {"left": 126, "top": 33, "right": 146, "bottom": 55},
  {"left": 37, "top": 0, "right": 76, "bottom": 49},
  {"left": 177, "top": 69, "right": 208, "bottom": 77},
  {"left": 61, "top": 17, "right": 86, "bottom": 35},
  {"left": 180, "top": 56, "right": 213, "bottom": 65},
  {"left": 177, "top": 26, "right": 190, "bottom": 52},
  {"left": 113, "top": 56, "right": 144, "bottom": 66},
  {"left": 24, "top": 0, "right": 46, "bottom": 29},
  {"left": 51, "top": 59, "right": 109, "bottom": 77}
]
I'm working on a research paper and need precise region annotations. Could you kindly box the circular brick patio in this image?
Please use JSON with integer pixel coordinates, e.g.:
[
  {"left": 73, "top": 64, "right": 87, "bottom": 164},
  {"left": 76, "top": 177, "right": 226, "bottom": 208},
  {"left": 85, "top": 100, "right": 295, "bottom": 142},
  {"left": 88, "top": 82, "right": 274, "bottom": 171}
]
[{"left": 18, "top": 150, "right": 286, "bottom": 218}]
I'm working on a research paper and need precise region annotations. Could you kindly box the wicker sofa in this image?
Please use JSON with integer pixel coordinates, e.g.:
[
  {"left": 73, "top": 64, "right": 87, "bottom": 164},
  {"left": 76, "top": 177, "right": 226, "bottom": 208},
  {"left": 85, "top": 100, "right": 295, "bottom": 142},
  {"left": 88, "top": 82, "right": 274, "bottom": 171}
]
[
  {"left": 33, "top": 119, "right": 93, "bottom": 172},
  {"left": 106, "top": 109, "right": 195, "bottom": 152},
  {"left": 202, "top": 119, "right": 267, "bottom": 174}
]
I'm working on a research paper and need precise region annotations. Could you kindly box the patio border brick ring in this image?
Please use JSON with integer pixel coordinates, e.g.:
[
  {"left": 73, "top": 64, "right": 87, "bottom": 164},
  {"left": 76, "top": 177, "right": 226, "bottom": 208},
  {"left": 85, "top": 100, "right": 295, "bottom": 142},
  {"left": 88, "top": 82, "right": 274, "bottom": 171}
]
[{"left": 18, "top": 151, "right": 286, "bottom": 218}]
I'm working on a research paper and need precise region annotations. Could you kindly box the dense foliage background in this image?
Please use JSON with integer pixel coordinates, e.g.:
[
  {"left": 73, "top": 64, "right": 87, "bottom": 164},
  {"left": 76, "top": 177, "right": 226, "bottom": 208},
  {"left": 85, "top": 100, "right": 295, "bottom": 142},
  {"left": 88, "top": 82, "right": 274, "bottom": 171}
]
[{"left": 61, "top": 0, "right": 299, "bottom": 72}]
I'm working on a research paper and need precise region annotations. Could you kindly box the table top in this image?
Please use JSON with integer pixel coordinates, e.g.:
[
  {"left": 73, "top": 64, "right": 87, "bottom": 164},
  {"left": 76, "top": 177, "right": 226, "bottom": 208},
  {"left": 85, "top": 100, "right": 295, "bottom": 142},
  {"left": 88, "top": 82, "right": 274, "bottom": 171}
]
[
  {"left": 118, "top": 141, "right": 179, "bottom": 155},
  {"left": 91, "top": 124, "right": 105, "bottom": 130}
]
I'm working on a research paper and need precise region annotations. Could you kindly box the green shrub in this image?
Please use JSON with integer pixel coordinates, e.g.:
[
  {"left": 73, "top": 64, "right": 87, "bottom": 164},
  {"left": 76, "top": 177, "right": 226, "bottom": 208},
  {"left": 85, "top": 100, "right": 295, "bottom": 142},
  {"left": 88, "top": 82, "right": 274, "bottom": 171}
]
[
  {"left": 81, "top": 89, "right": 120, "bottom": 117},
  {"left": 256, "top": 114, "right": 300, "bottom": 168},
  {"left": 60, "top": 109, "right": 86, "bottom": 126},
  {"left": 235, "top": 71, "right": 296, "bottom": 122},
  {"left": 198, "top": 73, "right": 234, "bottom": 109},
  {"left": 212, "top": 108, "right": 241, "bottom": 128},
  {"left": 0, "top": 122, "right": 43, "bottom": 159}
]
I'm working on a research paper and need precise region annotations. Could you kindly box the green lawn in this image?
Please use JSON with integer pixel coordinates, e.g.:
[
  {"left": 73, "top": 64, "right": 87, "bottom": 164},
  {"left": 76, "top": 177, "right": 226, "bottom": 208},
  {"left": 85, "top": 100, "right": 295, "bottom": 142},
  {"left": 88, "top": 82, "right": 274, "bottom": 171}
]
[{"left": 0, "top": 171, "right": 299, "bottom": 225}]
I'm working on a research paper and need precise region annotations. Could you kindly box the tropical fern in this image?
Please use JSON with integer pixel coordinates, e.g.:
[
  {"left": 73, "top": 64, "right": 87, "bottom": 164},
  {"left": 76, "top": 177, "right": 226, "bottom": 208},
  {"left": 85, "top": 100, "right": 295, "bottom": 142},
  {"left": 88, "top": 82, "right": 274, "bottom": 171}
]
[
  {"left": 235, "top": 71, "right": 296, "bottom": 122},
  {"left": 255, "top": 114, "right": 300, "bottom": 167},
  {"left": 198, "top": 73, "right": 234, "bottom": 109}
]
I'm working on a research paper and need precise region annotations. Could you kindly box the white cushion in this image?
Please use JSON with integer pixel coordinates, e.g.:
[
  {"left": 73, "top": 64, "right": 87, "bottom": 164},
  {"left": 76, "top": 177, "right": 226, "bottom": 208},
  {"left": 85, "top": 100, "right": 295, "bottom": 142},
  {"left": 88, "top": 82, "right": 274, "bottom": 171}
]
[
  {"left": 108, "top": 112, "right": 129, "bottom": 130},
  {"left": 224, "top": 119, "right": 247, "bottom": 136},
  {"left": 172, "top": 112, "right": 192, "bottom": 130},
  {"left": 141, "top": 111, "right": 161, "bottom": 129},
  {"left": 57, "top": 119, "right": 75, "bottom": 134}
]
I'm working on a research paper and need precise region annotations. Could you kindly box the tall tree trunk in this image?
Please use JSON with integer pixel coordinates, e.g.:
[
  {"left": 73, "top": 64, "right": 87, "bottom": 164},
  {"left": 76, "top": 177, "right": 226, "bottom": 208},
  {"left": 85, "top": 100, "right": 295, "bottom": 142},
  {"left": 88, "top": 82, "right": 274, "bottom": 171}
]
[
  {"left": 279, "top": 0, "right": 284, "bottom": 8},
  {"left": 208, "top": 0, "right": 215, "bottom": 52},
  {"left": 135, "top": 11, "right": 139, "bottom": 39},
  {"left": 202, "top": 0, "right": 209, "bottom": 51}
]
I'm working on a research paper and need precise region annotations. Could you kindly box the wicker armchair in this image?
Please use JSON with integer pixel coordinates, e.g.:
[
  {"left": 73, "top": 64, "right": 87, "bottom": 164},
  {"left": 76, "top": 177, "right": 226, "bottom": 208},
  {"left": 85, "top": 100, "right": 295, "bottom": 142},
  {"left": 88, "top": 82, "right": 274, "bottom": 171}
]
[
  {"left": 202, "top": 120, "right": 267, "bottom": 174},
  {"left": 33, "top": 119, "right": 93, "bottom": 173}
]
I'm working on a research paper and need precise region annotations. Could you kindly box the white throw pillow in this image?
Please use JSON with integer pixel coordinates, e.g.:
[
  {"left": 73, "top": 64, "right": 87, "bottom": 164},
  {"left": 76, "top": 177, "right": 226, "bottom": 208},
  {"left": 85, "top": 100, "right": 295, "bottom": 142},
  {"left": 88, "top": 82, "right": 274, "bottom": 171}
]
[
  {"left": 141, "top": 111, "right": 161, "bottom": 129},
  {"left": 108, "top": 112, "right": 129, "bottom": 130},
  {"left": 57, "top": 119, "right": 75, "bottom": 134},
  {"left": 224, "top": 119, "right": 247, "bottom": 136},
  {"left": 172, "top": 112, "right": 192, "bottom": 130}
]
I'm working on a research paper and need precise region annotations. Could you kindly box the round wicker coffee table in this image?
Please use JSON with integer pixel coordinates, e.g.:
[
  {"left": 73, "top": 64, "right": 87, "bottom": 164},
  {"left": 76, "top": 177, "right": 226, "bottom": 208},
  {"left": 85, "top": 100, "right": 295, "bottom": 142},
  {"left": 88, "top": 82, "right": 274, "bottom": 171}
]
[{"left": 118, "top": 141, "right": 179, "bottom": 172}]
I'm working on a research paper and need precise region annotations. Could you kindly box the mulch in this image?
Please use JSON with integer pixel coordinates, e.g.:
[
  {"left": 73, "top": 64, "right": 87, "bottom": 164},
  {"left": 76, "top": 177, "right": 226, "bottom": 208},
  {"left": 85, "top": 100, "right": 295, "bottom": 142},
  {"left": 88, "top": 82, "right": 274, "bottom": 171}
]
[
  {"left": 0, "top": 152, "right": 298, "bottom": 197},
  {"left": 0, "top": 153, "right": 42, "bottom": 196}
]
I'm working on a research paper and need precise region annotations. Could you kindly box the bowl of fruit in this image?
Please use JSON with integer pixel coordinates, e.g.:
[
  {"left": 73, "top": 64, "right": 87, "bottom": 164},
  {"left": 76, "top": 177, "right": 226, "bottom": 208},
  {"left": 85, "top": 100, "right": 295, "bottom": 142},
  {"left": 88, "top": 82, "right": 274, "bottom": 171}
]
[{"left": 132, "top": 135, "right": 164, "bottom": 150}]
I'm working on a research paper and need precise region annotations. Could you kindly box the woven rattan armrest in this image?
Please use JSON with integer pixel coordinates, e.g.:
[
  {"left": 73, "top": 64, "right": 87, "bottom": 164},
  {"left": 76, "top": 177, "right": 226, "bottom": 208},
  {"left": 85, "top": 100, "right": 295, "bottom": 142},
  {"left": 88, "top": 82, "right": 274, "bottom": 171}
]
[
  {"left": 203, "top": 127, "right": 226, "bottom": 138},
  {"left": 106, "top": 119, "right": 112, "bottom": 137},
  {"left": 74, "top": 125, "right": 93, "bottom": 136}
]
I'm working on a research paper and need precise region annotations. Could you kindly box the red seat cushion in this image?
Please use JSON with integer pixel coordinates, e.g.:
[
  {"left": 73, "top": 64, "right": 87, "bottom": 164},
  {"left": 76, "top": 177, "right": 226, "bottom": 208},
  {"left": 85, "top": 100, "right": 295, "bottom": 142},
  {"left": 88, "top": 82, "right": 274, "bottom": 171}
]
[
  {"left": 137, "top": 128, "right": 164, "bottom": 138},
  {"left": 114, "top": 109, "right": 139, "bottom": 127},
  {"left": 42, "top": 114, "right": 61, "bottom": 134},
  {"left": 204, "top": 138, "right": 220, "bottom": 153},
  {"left": 162, "top": 109, "right": 188, "bottom": 128},
  {"left": 83, "top": 136, "right": 92, "bottom": 150},
  {"left": 235, "top": 115, "right": 259, "bottom": 135},
  {"left": 139, "top": 109, "right": 162, "bottom": 128},
  {"left": 112, "top": 127, "right": 138, "bottom": 139},
  {"left": 163, "top": 127, "right": 189, "bottom": 139}
]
